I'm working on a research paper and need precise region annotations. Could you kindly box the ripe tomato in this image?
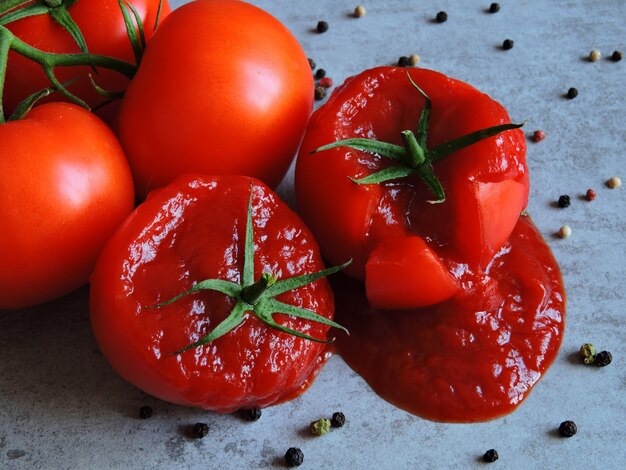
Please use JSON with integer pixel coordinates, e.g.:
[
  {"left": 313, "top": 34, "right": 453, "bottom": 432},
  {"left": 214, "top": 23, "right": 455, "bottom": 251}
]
[
  {"left": 0, "top": 102, "right": 134, "bottom": 309},
  {"left": 117, "top": 0, "right": 314, "bottom": 199},
  {"left": 295, "top": 67, "right": 528, "bottom": 310},
  {"left": 90, "top": 175, "right": 339, "bottom": 412},
  {"left": 4, "top": 0, "right": 170, "bottom": 121}
]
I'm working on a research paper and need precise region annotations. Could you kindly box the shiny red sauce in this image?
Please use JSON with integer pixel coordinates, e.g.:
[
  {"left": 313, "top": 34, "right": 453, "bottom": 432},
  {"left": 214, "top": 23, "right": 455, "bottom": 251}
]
[{"left": 332, "top": 216, "right": 565, "bottom": 422}]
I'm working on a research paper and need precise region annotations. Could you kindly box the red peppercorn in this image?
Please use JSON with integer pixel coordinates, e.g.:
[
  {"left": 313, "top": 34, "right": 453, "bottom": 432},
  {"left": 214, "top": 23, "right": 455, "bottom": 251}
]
[
  {"left": 585, "top": 189, "right": 596, "bottom": 201},
  {"left": 319, "top": 77, "right": 333, "bottom": 88},
  {"left": 532, "top": 130, "right": 546, "bottom": 142}
]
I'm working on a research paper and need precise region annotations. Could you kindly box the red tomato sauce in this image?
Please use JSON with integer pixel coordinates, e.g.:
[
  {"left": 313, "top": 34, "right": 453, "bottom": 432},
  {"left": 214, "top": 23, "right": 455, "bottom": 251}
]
[{"left": 331, "top": 216, "right": 565, "bottom": 422}]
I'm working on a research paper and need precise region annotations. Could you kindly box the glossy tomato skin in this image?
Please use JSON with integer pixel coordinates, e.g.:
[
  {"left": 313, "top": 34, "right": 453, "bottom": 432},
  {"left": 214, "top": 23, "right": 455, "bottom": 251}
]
[
  {"left": 0, "top": 102, "right": 134, "bottom": 309},
  {"left": 90, "top": 175, "right": 334, "bottom": 412},
  {"left": 295, "top": 67, "right": 528, "bottom": 309},
  {"left": 4, "top": 0, "right": 171, "bottom": 121},
  {"left": 117, "top": 0, "right": 314, "bottom": 199}
]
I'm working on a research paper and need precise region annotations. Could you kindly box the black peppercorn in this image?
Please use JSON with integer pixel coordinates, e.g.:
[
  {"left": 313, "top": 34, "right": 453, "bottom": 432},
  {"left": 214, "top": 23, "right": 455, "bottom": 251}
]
[
  {"left": 317, "top": 21, "right": 329, "bottom": 33},
  {"left": 435, "top": 11, "right": 448, "bottom": 23},
  {"left": 308, "top": 58, "right": 316, "bottom": 70},
  {"left": 489, "top": 3, "right": 501, "bottom": 13},
  {"left": 611, "top": 50, "right": 623, "bottom": 62},
  {"left": 330, "top": 411, "right": 346, "bottom": 428},
  {"left": 557, "top": 195, "right": 571, "bottom": 208},
  {"left": 398, "top": 56, "right": 410, "bottom": 67},
  {"left": 285, "top": 447, "right": 304, "bottom": 467},
  {"left": 595, "top": 350, "right": 612, "bottom": 367},
  {"left": 483, "top": 449, "right": 499, "bottom": 463},
  {"left": 567, "top": 87, "right": 578, "bottom": 99},
  {"left": 240, "top": 408, "right": 262, "bottom": 421},
  {"left": 558, "top": 420, "right": 577, "bottom": 438},
  {"left": 191, "top": 422, "right": 209, "bottom": 438},
  {"left": 502, "top": 39, "right": 514, "bottom": 50},
  {"left": 314, "top": 86, "right": 327, "bottom": 101},
  {"left": 139, "top": 405, "right": 153, "bottom": 419},
  {"left": 315, "top": 68, "right": 327, "bottom": 79}
]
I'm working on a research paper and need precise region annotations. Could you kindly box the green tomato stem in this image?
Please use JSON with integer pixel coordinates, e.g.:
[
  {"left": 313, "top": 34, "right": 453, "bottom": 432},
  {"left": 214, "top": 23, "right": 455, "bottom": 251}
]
[
  {"left": 241, "top": 272, "right": 277, "bottom": 305},
  {"left": 0, "top": 0, "right": 32, "bottom": 16},
  {"left": 0, "top": 28, "right": 13, "bottom": 123}
]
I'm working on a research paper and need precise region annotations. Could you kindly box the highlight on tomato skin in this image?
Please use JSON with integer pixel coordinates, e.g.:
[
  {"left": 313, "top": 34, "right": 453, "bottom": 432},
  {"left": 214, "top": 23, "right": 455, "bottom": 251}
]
[
  {"left": 89, "top": 174, "right": 345, "bottom": 413},
  {"left": 0, "top": 102, "right": 135, "bottom": 309},
  {"left": 117, "top": 0, "right": 315, "bottom": 200},
  {"left": 295, "top": 66, "right": 528, "bottom": 311}
]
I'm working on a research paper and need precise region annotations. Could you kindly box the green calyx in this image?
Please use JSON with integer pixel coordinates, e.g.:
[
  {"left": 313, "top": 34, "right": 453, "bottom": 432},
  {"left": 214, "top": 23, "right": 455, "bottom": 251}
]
[
  {"left": 313, "top": 73, "right": 524, "bottom": 203},
  {"left": 147, "top": 186, "right": 351, "bottom": 356}
]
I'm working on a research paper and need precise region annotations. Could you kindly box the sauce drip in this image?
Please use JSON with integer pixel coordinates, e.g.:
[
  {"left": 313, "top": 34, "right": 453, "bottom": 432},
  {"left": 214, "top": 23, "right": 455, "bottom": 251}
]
[{"left": 332, "top": 216, "right": 565, "bottom": 422}]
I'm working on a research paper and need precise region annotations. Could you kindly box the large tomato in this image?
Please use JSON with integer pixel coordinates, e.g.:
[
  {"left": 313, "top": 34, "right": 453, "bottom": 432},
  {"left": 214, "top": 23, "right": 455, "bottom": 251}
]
[
  {"left": 4, "top": 0, "right": 171, "bottom": 121},
  {"left": 0, "top": 102, "right": 134, "bottom": 309},
  {"left": 117, "top": 0, "right": 314, "bottom": 199},
  {"left": 296, "top": 67, "right": 528, "bottom": 310},
  {"left": 90, "top": 175, "right": 341, "bottom": 412}
]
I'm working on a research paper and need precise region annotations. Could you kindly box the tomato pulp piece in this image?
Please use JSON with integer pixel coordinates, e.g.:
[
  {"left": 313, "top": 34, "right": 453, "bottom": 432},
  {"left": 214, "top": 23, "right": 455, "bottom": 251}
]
[{"left": 366, "top": 236, "right": 458, "bottom": 309}]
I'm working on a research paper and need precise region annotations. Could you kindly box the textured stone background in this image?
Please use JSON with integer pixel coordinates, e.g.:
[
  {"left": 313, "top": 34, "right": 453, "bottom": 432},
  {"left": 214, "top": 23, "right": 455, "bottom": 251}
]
[{"left": 1, "top": 0, "right": 625, "bottom": 468}]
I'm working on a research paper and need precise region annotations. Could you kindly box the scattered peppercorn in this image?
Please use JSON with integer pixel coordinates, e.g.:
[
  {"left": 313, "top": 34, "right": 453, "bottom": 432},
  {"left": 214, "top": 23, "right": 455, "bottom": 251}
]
[
  {"left": 310, "top": 418, "right": 331, "bottom": 436},
  {"left": 589, "top": 50, "right": 601, "bottom": 62},
  {"left": 585, "top": 189, "right": 596, "bottom": 201},
  {"left": 354, "top": 5, "right": 366, "bottom": 18},
  {"left": 435, "top": 11, "right": 448, "bottom": 23},
  {"left": 308, "top": 58, "right": 316, "bottom": 70},
  {"left": 285, "top": 447, "right": 304, "bottom": 467},
  {"left": 331, "top": 411, "right": 346, "bottom": 428},
  {"left": 398, "top": 56, "right": 410, "bottom": 67},
  {"left": 483, "top": 449, "right": 499, "bottom": 463},
  {"left": 139, "top": 405, "right": 153, "bottom": 419},
  {"left": 314, "top": 86, "right": 327, "bottom": 100},
  {"left": 595, "top": 350, "right": 612, "bottom": 367},
  {"left": 557, "top": 194, "right": 571, "bottom": 208},
  {"left": 240, "top": 408, "right": 262, "bottom": 421},
  {"left": 611, "top": 50, "right": 623, "bottom": 62},
  {"left": 558, "top": 225, "right": 572, "bottom": 239},
  {"left": 191, "top": 422, "right": 209, "bottom": 438},
  {"left": 532, "top": 130, "right": 546, "bottom": 142},
  {"left": 502, "top": 39, "right": 514, "bottom": 50},
  {"left": 566, "top": 87, "right": 578, "bottom": 99},
  {"left": 607, "top": 176, "right": 622, "bottom": 188},
  {"left": 579, "top": 343, "right": 597, "bottom": 364},
  {"left": 558, "top": 420, "right": 577, "bottom": 438},
  {"left": 409, "top": 54, "right": 421, "bottom": 66},
  {"left": 316, "top": 21, "right": 329, "bottom": 33},
  {"left": 319, "top": 77, "right": 333, "bottom": 88},
  {"left": 489, "top": 3, "right": 501, "bottom": 13},
  {"left": 315, "top": 68, "right": 326, "bottom": 79}
]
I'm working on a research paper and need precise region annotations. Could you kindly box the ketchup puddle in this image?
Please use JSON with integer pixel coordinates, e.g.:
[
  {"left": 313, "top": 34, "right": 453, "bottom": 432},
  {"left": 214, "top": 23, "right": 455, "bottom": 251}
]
[{"left": 331, "top": 216, "right": 565, "bottom": 422}]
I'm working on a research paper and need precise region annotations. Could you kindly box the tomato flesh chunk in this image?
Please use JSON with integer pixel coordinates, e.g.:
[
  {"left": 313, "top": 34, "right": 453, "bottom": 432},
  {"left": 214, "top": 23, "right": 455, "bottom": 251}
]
[{"left": 366, "top": 236, "right": 458, "bottom": 309}]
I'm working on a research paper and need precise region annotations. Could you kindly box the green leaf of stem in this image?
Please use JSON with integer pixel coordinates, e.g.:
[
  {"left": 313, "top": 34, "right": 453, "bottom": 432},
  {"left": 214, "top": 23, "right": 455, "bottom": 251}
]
[
  {"left": 154, "top": 0, "right": 165, "bottom": 29},
  {"left": 350, "top": 165, "right": 413, "bottom": 185},
  {"left": 407, "top": 73, "right": 432, "bottom": 148},
  {"left": 428, "top": 122, "right": 524, "bottom": 163},
  {"left": 0, "top": 3, "right": 48, "bottom": 26},
  {"left": 117, "top": 0, "right": 143, "bottom": 65},
  {"left": 171, "top": 301, "right": 249, "bottom": 355},
  {"left": 146, "top": 279, "right": 242, "bottom": 308},
  {"left": 88, "top": 74, "right": 125, "bottom": 100},
  {"left": 417, "top": 164, "right": 446, "bottom": 203},
  {"left": 0, "top": 28, "right": 13, "bottom": 123},
  {"left": 314, "top": 138, "right": 406, "bottom": 162},
  {"left": 0, "top": 0, "right": 33, "bottom": 17},
  {"left": 125, "top": 0, "right": 146, "bottom": 50},
  {"left": 267, "top": 260, "right": 352, "bottom": 298},
  {"left": 49, "top": 5, "right": 90, "bottom": 55},
  {"left": 242, "top": 186, "right": 255, "bottom": 287},
  {"left": 8, "top": 79, "right": 77, "bottom": 121},
  {"left": 261, "top": 298, "right": 349, "bottom": 335},
  {"left": 42, "top": 65, "right": 89, "bottom": 109},
  {"left": 255, "top": 301, "right": 334, "bottom": 344}
]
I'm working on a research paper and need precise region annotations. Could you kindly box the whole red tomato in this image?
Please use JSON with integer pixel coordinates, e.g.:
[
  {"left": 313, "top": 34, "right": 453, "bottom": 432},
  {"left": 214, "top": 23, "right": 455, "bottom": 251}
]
[
  {"left": 4, "top": 0, "right": 170, "bottom": 121},
  {"left": 117, "top": 0, "right": 314, "bottom": 199},
  {"left": 0, "top": 102, "right": 134, "bottom": 309},
  {"left": 90, "top": 175, "right": 341, "bottom": 412},
  {"left": 296, "top": 67, "right": 528, "bottom": 310}
]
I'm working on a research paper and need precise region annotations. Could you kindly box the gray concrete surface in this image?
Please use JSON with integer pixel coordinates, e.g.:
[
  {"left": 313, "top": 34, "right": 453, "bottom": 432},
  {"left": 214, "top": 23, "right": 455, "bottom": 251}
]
[{"left": 1, "top": 0, "right": 625, "bottom": 468}]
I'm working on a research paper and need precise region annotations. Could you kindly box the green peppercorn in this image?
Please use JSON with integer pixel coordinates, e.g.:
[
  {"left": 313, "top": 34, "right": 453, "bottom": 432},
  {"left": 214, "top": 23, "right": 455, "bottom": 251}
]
[
  {"left": 579, "top": 343, "right": 596, "bottom": 364},
  {"left": 595, "top": 350, "right": 612, "bottom": 367},
  {"left": 139, "top": 405, "right": 153, "bottom": 419},
  {"left": 285, "top": 447, "right": 304, "bottom": 467},
  {"left": 310, "top": 418, "right": 331, "bottom": 436},
  {"left": 331, "top": 411, "right": 346, "bottom": 427},
  {"left": 314, "top": 86, "right": 327, "bottom": 101},
  {"left": 483, "top": 449, "right": 499, "bottom": 463},
  {"left": 558, "top": 420, "right": 577, "bottom": 438}
]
